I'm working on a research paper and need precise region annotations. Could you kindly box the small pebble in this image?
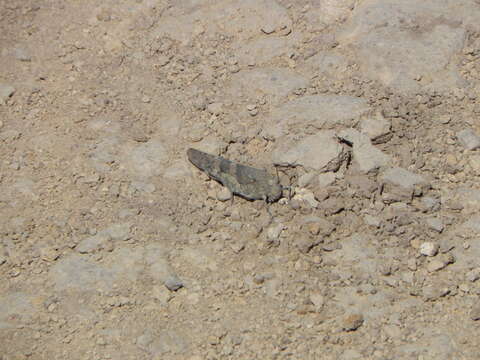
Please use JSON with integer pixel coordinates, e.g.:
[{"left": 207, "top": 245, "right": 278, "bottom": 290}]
[
  {"left": 0, "top": 83, "right": 15, "bottom": 103},
  {"left": 423, "top": 285, "right": 450, "bottom": 301},
  {"left": 164, "top": 275, "right": 184, "bottom": 291},
  {"left": 216, "top": 187, "right": 233, "bottom": 201},
  {"left": 439, "top": 115, "right": 451, "bottom": 124},
  {"left": 420, "top": 242, "right": 439, "bottom": 257},
  {"left": 261, "top": 23, "right": 276, "bottom": 34},
  {"left": 470, "top": 304, "right": 480, "bottom": 320},
  {"left": 419, "top": 196, "right": 441, "bottom": 212},
  {"left": 296, "top": 237, "right": 315, "bottom": 254},
  {"left": 342, "top": 314, "right": 364, "bottom": 331},
  {"left": 427, "top": 254, "right": 454, "bottom": 272},
  {"left": 359, "top": 111, "right": 391, "bottom": 143},
  {"left": 466, "top": 268, "right": 480, "bottom": 282},
  {"left": 425, "top": 217, "right": 444, "bottom": 232},
  {"left": 457, "top": 128, "right": 480, "bottom": 150},
  {"left": 427, "top": 260, "right": 446, "bottom": 272},
  {"left": 253, "top": 274, "right": 265, "bottom": 284}
]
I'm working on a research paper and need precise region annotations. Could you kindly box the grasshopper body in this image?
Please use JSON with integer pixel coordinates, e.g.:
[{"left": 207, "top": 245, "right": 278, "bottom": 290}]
[{"left": 187, "top": 148, "right": 282, "bottom": 202}]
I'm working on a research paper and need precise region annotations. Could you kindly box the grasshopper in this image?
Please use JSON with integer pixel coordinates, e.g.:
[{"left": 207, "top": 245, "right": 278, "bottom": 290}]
[{"left": 187, "top": 148, "right": 283, "bottom": 203}]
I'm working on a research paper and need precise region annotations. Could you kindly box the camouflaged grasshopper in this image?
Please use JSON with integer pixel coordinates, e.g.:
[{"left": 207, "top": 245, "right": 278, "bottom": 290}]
[{"left": 187, "top": 148, "right": 283, "bottom": 203}]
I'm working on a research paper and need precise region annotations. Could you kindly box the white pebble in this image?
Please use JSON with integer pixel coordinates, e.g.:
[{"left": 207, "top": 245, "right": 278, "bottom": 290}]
[{"left": 419, "top": 242, "right": 439, "bottom": 257}]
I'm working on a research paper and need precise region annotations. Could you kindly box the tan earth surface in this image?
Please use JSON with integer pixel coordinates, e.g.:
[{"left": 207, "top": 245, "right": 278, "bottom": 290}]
[{"left": 2, "top": 0, "right": 480, "bottom": 359}]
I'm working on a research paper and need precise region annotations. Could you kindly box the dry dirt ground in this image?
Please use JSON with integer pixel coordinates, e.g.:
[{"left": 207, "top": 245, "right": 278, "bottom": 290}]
[{"left": 2, "top": 0, "right": 480, "bottom": 359}]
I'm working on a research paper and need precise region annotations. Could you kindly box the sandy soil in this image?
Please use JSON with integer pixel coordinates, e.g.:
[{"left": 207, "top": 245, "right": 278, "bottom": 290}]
[{"left": 2, "top": 0, "right": 480, "bottom": 359}]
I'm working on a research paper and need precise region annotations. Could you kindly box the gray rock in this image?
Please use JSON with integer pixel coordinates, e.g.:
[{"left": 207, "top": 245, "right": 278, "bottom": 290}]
[
  {"left": 381, "top": 167, "right": 429, "bottom": 202},
  {"left": 419, "top": 242, "right": 439, "bottom": 257},
  {"left": 427, "top": 254, "right": 454, "bottom": 272},
  {"left": 425, "top": 217, "right": 444, "bottom": 232},
  {"left": 295, "top": 237, "right": 318, "bottom": 254},
  {"left": 423, "top": 284, "right": 450, "bottom": 301},
  {"left": 419, "top": 196, "right": 441, "bottom": 213},
  {"left": 0, "top": 83, "right": 15, "bottom": 103},
  {"left": 466, "top": 268, "right": 480, "bottom": 282},
  {"left": 359, "top": 112, "right": 392, "bottom": 144},
  {"left": 144, "top": 244, "right": 184, "bottom": 291},
  {"left": 262, "top": 95, "right": 370, "bottom": 140},
  {"left": 337, "top": 128, "right": 391, "bottom": 173},
  {"left": 345, "top": 174, "right": 378, "bottom": 198},
  {"left": 337, "top": 0, "right": 472, "bottom": 93},
  {"left": 164, "top": 275, "right": 184, "bottom": 291},
  {"left": 272, "top": 131, "right": 345, "bottom": 171},
  {"left": 457, "top": 129, "right": 480, "bottom": 150}
]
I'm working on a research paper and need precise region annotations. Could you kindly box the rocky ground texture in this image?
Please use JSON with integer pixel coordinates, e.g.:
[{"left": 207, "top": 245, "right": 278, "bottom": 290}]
[{"left": 2, "top": 0, "right": 480, "bottom": 359}]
